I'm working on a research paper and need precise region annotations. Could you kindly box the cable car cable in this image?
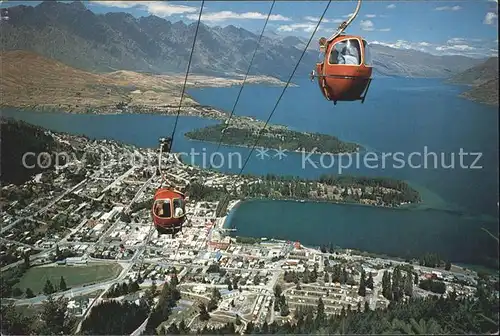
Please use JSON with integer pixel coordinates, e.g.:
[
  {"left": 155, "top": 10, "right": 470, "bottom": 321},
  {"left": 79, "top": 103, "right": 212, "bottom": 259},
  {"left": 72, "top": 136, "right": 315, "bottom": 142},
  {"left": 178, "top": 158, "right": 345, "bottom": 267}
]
[
  {"left": 169, "top": 0, "right": 205, "bottom": 151},
  {"left": 227, "top": 0, "right": 332, "bottom": 188},
  {"left": 211, "top": 1, "right": 332, "bottom": 227},
  {"left": 212, "top": 0, "right": 276, "bottom": 154},
  {"left": 140, "top": 0, "right": 205, "bottom": 276}
]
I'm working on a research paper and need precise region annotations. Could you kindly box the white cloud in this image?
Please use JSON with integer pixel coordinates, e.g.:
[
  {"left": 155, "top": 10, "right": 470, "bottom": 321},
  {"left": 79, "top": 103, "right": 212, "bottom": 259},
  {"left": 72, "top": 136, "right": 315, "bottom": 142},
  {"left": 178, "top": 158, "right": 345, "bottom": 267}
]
[
  {"left": 378, "top": 28, "right": 391, "bottom": 32},
  {"left": 90, "top": 1, "right": 198, "bottom": 16},
  {"left": 484, "top": 12, "right": 498, "bottom": 25},
  {"left": 447, "top": 37, "right": 467, "bottom": 44},
  {"left": 91, "top": 1, "right": 138, "bottom": 8},
  {"left": 371, "top": 38, "right": 496, "bottom": 57},
  {"left": 387, "top": 4, "right": 396, "bottom": 9},
  {"left": 360, "top": 20, "right": 374, "bottom": 31},
  {"left": 371, "top": 40, "right": 414, "bottom": 50},
  {"left": 277, "top": 23, "right": 321, "bottom": 33},
  {"left": 304, "top": 16, "right": 329, "bottom": 23},
  {"left": 434, "top": 6, "right": 462, "bottom": 11},
  {"left": 333, "top": 19, "right": 344, "bottom": 24},
  {"left": 365, "top": 14, "right": 377, "bottom": 18},
  {"left": 436, "top": 44, "right": 476, "bottom": 51},
  {"left": 187, "top": 10, "right": 290, "bottom": 22},
  {"left": 343, "top": 13, "right": 354, "bottom": 18}
]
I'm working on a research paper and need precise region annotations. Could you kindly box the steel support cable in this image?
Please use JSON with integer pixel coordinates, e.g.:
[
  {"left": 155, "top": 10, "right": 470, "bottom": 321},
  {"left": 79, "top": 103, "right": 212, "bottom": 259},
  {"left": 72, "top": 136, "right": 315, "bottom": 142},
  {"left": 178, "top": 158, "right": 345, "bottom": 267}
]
[
  {"left": 212, "top": 0, "right": 276, "bottom": 155},
  {"left": 224, "top": 0, "right": 332, "bottom": 196},
  {"left": 140, "top": 0, "right": 205, "bottom": 277},
  {"left": 169, "top": 0, "right": 205, "bottom": 149}
]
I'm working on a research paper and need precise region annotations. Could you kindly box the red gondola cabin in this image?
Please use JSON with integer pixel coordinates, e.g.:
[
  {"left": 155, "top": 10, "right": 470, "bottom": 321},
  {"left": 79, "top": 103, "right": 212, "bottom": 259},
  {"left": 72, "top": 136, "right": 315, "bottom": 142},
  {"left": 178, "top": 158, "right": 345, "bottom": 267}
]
[
  {"left": 152, "top": 188, "right": 186, "bottom": 234},
  {"left": 316, "top": 35, "right": 373, "bottom": 104}
]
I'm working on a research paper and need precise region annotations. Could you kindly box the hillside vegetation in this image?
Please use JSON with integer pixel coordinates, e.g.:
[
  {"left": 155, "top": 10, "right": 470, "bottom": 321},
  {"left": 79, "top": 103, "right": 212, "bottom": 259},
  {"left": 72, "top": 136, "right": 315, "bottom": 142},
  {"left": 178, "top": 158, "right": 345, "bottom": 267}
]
[
  {"left": 449, "top": 57, "right": 499, "bottom": 105},
  {"left": 0, "top": 117, "right": 71, "bottom": 185}
]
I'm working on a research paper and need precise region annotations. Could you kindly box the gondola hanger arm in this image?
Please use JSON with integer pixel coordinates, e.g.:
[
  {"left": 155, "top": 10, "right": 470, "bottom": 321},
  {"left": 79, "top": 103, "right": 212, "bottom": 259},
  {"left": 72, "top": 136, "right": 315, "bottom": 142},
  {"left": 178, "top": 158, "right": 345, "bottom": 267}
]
[{"left": 326, "top": 0, "right": 362, "bottom": 43}]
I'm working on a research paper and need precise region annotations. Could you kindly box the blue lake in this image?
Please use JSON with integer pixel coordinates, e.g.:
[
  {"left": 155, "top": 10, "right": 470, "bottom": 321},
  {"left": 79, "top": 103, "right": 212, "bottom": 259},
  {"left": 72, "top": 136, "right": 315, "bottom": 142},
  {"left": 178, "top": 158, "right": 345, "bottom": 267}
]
[{"left": 2, "top": 77, "right": 498, "bottom": 266}]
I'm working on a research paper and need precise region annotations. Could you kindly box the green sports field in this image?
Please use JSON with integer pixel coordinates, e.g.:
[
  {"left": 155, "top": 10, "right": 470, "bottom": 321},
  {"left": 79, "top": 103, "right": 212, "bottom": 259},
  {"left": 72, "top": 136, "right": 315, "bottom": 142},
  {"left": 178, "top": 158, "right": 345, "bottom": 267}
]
[{"left": 16, "top": 263, "right": 122, "bottom": 295}]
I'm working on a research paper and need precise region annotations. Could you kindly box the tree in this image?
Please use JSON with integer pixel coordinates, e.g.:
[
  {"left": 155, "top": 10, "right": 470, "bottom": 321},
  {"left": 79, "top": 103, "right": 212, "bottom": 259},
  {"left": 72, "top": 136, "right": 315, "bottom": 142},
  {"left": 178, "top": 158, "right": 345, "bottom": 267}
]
[
  {"left": 445, "top": 261, "right": 451, "bottom": 271},
  {"left": 235, "top": 314, "right": 242, "bottom": 325},
  {"left": 0, "top": 303, "right": 33, "bottom": 335},
  {"left": 166, "top": 323, "right": 179, "bottom": 334},
  {"left": 392, "top": 268, "right": 404, "bottom": 301},
  {"left": 43, "top": 280, "right": 55, "bottom": 295},
  {"left": 128, "top": 281, "right": 140, "bottom": 293},
  {"left": 315, "top": 298, "right": 325, "bottom": 327},
  {"left": 199, "top": 302, "right": 210, "bottom": 321},
  {"left": 25, "top": 288, "right": 35, "bottom": 298},
  {"left": 55, "top": 245, "right": 61, "bottom": 260},
  {"left": 280, "top": 302, "right": 290, "bottom": 317},
  {"left": 23, "top": 253, "right": 30, "bottom": 268},
  {"left": 178, "top": 320, "right": 188, "bottom": 334},
  {"left": 59, "top": 276, "right": 67, "bottom": 291},
  {"left": 274, "top": 284, "right": 282, "bottom": 298},
  {"left": 366, "top": 272, "right": 374, "bottom": 290},
  {"left": 382, "top": 271, "right": 392, "bottom": 300},
  {"left": 404, "top": 273, "right": 414, "bottom": 297},
  {"left": 38, "top": 296, "right": 76, "bottom": 335},
  {"left": 228, "top": 282, "right": 233, "bottom": 291},
  {"left": 324, "top": 272, "right": 330, "bottom": 283},
  {"left": 12, "top": 288, "right": 23, "bottom": 297},
  {"left": 232, "top": 277, "right": 239, "bottom": 290},
  {"left": 358, "top": 269, "right": 367, "bottom": 297}
]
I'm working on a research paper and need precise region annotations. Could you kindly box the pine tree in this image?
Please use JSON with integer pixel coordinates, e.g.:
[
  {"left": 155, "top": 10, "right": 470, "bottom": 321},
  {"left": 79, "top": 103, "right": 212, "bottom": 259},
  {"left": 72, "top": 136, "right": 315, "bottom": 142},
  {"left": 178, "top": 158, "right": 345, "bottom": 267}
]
[
  {"left": 382, "top": 271, "right": 392, "bottom": 300},
  {"left": 315, "top": 298, "right": 325, "bottom": 327},
  {"left": 404, "top": 273, "right": 414, "bottom": 297},
  {"left": 59, "top": 276, "right": 67, "bottom": 291},
  {"left": 358, "top": 269, "right": 367, "bottom": 297},
  {"left": 366, "top": 272, "right": 374, "bottom": 290},
  {"left": 392, "top": 268, "right": 403, "bottom": 301},
  {"left": 179, "top": 320, "right": 188, "bottom": 334},
  {"left": 23, "top": 253, "right": 30, "bottom": 268},
  {"left": 43, "top": 280, "right": 55, "bottom": 295},
  {"left": 199, "top": 303, "right": 210, "bottom": 321},
  {"left": 324, "top": 272, "right": 330, "bottom": 283},
  {"left": 26, "top": 287, "right": 35, "bottom": 298}
]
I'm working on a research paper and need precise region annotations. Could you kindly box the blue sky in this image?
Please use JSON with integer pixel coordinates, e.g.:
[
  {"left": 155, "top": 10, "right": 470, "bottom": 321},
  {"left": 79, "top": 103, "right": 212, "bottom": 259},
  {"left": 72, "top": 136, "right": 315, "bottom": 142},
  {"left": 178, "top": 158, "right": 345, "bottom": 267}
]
[{"left": 1, "top": 1, "right": 498, "bottom": 57}]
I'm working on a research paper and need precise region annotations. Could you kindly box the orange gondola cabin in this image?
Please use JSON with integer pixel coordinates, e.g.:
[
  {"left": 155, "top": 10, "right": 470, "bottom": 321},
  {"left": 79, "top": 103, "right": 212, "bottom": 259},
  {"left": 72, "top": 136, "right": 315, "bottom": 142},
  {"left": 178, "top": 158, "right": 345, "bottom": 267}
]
[
  {"left": 152, "top": 188, "right": 186, "bottom": 234},
  {"left": 316, "top": 35, "right": 373, "bottom": 104}
]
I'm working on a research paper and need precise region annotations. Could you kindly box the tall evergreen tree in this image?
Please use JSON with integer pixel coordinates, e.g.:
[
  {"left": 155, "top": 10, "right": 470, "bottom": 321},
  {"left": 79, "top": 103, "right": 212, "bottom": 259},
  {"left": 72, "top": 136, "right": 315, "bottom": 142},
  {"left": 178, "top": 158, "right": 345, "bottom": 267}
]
[
  {"left": 315, "top": 298, "right": 326, "bottom": 327},
  {"left": 59, "top": 276, "right": 67, "bottom": 291},
  {"left": 43, "top": 280, "right": 55, "bottom": 295},
  {"left": 404, "top": 273, "right": 414, "bottom": 297},
  {"left": 25, "top": 288, "right": 34, "bottom": 298},
  {"left": 366, "top": 272, "right": 374, "bottom": 290},
  {"left": 382, "top": 271, "right": 393, "bottom": 300},
  {"left": 358, "top": 269, "right": 367, "bottom": 297}
]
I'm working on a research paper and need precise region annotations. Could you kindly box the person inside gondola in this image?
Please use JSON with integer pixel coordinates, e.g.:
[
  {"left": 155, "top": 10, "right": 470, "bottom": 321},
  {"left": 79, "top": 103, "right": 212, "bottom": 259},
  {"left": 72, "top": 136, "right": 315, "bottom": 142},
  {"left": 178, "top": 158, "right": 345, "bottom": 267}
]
[
  {"left": 173, "top": 199, "right": 184, "bottom": 218},
  {"left": 338, "top": 42, "right": 360, "bottom": 65},
  {"left": 154, "top": 201, "right": 163, "bottom": 216},
  {"left": 318, "top": 37, "right": 327, "bottom": 63}
]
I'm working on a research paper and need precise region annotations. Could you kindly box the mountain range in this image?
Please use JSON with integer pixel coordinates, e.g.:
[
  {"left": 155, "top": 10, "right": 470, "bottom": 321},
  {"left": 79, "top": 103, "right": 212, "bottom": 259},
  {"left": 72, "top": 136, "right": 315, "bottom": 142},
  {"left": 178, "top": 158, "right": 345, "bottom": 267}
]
[
  {"left": 0, "top": 1, "right": 485, "bottom": 79},
  {"left": 449, "top": 57, "right": 499, "bottom": 105}
]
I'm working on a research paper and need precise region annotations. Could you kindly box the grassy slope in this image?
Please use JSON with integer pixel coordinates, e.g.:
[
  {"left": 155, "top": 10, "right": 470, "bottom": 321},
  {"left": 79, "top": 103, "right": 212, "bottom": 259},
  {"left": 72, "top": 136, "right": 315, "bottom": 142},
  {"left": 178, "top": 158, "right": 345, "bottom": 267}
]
[{"left": 0, "top": 50, "right": 196, "bottom": 112}]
